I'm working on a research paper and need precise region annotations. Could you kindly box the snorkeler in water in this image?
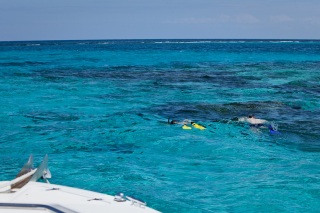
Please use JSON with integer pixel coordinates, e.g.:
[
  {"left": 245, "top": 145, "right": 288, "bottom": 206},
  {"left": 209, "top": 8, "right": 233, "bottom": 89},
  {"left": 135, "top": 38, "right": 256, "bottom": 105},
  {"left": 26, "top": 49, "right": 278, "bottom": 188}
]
[
  {"left": 239, "top": 115, "right": 267, "bottom": 125},
  {"left": 168, "top": 118, "right": 192, "bottom": 129},
  {"left": 168, "top": 118, "right": 206, "bottom": 130},
  {"left": 237, "top": 115, "right": 279, "bottom": 133},
  {"left": 168, "top": 118, "right": 190, "bottom": 125}
]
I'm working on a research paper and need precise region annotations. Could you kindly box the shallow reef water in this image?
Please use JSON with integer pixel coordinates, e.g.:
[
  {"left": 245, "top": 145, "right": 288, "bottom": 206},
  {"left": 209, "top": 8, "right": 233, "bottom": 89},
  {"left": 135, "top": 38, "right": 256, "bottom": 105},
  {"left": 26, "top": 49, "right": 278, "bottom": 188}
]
[{"left": 1, "top": 40, "right": 320, "bottom": 212}]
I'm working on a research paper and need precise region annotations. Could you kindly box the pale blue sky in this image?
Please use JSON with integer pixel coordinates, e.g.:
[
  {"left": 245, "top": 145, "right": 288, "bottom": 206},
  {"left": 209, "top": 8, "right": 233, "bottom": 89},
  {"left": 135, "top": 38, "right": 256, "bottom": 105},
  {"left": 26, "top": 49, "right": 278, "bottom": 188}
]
[{"left": 1, "top": 0, "right": 320, "bottom": 41}]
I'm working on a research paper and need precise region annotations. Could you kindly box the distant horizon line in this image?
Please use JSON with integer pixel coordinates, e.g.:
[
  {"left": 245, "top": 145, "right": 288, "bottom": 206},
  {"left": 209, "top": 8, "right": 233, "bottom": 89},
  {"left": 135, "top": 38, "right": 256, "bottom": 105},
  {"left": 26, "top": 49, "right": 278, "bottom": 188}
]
[{"left": 1, "top": 38, "right": 320, "bottom": 42}]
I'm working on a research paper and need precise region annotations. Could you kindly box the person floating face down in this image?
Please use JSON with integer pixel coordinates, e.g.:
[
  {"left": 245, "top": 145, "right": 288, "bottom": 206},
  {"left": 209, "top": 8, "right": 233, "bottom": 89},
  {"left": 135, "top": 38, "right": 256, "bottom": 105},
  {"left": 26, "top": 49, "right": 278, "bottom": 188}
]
[
  {"left": 168, "top": 118, "right": 190, "bottom": 125},
  {"left": 238, "top": 115, "right": 278, "bottom": 133},
  {"left": 168, "top": 118, "right": 191, "bottom": 129},
  {"left": 168, "top": 119, "right": 206, "bottom": 130}
]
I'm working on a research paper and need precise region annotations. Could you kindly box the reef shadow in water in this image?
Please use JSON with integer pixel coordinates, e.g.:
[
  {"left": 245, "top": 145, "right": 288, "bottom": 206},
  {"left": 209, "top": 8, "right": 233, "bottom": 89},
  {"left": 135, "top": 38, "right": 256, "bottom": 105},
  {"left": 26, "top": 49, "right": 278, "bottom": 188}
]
[
  {"left": 12, "top": 63, "right": 265, "bottom": 90},
  {"left": 24, "top": 111, "right": 80, "bottom": 123},
  {"left": 148, "top": 100, "right": 320, "bottom": 152},
  {"left": 150, "top": 101, "right": 289, "bottom": 122},
  {"left": 0, "top": 61, "right": 49, "bottom": 67}
]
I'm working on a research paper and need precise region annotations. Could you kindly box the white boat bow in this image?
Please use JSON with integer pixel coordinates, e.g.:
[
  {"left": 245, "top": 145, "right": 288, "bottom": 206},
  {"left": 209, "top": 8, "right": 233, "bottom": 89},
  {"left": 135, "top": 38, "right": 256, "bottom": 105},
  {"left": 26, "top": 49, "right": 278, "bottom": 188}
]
[{"left": 0, "top": 155, "right": 160, "bottom": 213}]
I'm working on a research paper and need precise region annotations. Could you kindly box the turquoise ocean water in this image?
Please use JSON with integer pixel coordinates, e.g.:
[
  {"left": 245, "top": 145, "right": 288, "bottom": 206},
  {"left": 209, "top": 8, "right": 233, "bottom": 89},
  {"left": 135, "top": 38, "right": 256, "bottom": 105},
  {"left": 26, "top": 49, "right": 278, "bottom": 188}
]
[{"left": 0, "top": 40, "right": 320, "bottom": 212}]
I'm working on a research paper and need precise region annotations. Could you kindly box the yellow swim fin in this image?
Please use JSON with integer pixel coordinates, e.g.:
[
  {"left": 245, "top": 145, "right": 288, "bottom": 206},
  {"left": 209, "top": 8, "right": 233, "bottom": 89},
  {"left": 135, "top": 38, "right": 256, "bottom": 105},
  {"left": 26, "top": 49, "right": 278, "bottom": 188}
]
[
  {"left": 182, "top": 125, "right": 192, "bottom": 130},
  {"left": 192, "top": 122, "right": 206, "bottom": 130}
]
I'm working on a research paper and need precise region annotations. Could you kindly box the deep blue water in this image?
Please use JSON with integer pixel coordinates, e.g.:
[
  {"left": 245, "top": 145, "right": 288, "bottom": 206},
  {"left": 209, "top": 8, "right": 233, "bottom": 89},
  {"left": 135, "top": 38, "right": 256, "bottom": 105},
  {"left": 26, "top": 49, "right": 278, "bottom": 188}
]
[{"left": 0, "top": 39, "right": 320, "bottom": 212}]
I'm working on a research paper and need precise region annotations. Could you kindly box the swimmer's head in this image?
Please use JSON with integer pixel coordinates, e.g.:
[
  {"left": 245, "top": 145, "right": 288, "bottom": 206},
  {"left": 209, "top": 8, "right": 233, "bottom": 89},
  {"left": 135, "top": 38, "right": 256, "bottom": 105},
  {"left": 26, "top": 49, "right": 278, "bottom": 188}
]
[
  {"left": 248, "top": 115, "right": 254, "bottom": 118},
  {"left": 170, "top": 120, "right": 178, "bottom": 124}
]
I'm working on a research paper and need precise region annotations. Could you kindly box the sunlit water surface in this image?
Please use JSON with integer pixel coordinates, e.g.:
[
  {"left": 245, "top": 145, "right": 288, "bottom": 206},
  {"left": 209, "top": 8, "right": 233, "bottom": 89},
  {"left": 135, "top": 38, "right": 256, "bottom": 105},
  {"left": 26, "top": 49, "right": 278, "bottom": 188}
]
[{"left": 0, "top": 40, "right": 320, "bottom": 212}]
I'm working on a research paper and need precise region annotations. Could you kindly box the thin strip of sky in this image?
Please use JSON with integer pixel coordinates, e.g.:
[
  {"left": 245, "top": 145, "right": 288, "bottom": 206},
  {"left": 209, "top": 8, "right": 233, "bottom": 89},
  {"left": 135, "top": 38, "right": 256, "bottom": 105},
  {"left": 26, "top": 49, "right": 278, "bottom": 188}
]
[{"left": 0, "top": 0, "right": 319, "bottom": 41}]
